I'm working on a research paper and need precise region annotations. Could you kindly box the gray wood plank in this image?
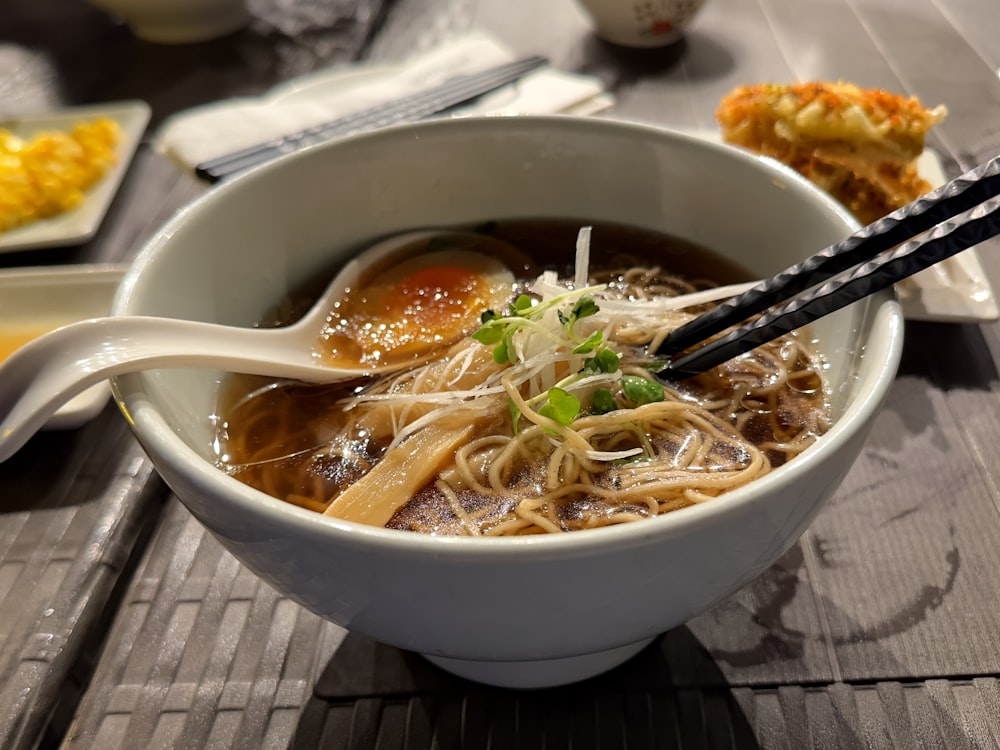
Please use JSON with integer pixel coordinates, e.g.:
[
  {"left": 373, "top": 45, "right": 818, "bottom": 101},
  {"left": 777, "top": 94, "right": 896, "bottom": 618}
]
[
  {"left": 805, "top": 368, "right": 1000, "bottom": 679},
  {"left": 0, "top": 422, "right": 166, "bottom": 750},
  {"left": 926, "top": 0, "right": 1000, "bottom": 71},
  {"left": 61, "top": 500, "right": 340, "bottom": 749},
  {"left": 845, "top": 0, "right": 1000, "bottom": 167},
  {"left": 756, "top": 0, "right": 919, "bottom": 89},
  {"left": 222, "top": 680, "right": 1000, "bottom": 748}
]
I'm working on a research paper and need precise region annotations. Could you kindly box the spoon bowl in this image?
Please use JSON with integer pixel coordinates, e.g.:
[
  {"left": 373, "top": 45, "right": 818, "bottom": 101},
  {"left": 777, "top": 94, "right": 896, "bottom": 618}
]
[{"left": 0, "top": 229, "right": 517, "bottom": 462}]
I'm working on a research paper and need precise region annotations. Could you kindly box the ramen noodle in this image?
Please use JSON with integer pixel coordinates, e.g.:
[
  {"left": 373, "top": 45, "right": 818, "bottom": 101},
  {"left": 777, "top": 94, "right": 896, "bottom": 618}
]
[{"left": 213, "top": 220, "right": 831, "bottom": 536}]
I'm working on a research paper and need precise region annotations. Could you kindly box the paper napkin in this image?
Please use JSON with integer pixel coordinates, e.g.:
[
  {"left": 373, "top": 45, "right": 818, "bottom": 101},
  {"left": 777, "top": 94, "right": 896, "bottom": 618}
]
[{"left": 153, "top": 30, "right": 613, "bottom": 172}]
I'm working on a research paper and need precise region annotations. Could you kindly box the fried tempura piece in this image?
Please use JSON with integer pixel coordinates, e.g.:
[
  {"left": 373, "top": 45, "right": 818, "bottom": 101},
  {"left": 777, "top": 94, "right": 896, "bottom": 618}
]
[
  {"left": 716, "top": 82, "right": 947, "bottom": 224},
  {"left": 717, "top": 81, "right": 946, "bottom": 163}
]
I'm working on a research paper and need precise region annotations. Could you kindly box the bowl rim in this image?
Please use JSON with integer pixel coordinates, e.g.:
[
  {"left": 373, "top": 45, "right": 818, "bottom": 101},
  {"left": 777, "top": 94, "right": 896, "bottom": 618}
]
[{"left": 113, "top": 114, "right": 904, "bottom": 558}]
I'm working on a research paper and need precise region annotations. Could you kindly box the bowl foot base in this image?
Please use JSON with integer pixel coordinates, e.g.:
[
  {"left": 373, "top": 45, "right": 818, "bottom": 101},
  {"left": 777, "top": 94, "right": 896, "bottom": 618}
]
[{"left": 422, "top": 637, "right": 655, "bottom": 689}]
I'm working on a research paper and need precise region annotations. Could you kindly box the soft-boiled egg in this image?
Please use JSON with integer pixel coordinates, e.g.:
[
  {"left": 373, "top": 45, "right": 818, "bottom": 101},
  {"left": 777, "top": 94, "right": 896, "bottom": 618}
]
[{"left": 316, "top": 249, "right": 515, "bottom": 369}]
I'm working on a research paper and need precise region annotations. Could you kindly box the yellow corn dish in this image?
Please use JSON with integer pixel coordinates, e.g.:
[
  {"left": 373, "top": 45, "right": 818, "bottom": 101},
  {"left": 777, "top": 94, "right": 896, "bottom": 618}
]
[{"left": 0, "top": 117, "right": 121, "bottom": 233}]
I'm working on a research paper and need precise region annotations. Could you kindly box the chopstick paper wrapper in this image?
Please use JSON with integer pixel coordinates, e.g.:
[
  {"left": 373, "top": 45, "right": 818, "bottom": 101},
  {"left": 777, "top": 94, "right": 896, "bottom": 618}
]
[
  {"left": 154, "top": 31, "right": 614, "bottom": 174},
  {"left": 194, "top": 56, "right": 550, "bottom": 183}
]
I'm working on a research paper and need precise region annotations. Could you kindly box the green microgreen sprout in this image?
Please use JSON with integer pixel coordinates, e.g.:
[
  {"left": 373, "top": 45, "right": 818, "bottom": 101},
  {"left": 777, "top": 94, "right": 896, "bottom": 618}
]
[
  {"left": 473, "top": 286, "right": 667, "bottom": 433},
  {"left": 583, "top": 347, "right": 620, "bottom": 375},
  {"left": 508, "top": 399, "right": 523, "bottom": 432},
  {"left": 621, "top": 375, "right": 666, "bottom": 405},
  {"left": 591, "top": 388, "right": 618, "bottom": 415},
  {"left": 538, "top": 387, "right": 581, "bottom": 427}
]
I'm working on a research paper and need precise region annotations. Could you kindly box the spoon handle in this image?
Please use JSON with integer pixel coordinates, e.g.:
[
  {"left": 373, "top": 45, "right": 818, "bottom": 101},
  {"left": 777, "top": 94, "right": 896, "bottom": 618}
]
[{"left": 0, "top": 316, "right": 335, "bottom": 463}]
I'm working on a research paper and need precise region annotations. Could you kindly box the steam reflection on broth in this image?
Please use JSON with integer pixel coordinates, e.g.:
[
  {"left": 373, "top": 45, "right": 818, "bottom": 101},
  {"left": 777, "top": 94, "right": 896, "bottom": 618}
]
[{"left": 212, "top": 219, "right": 830, "bottom": 536}]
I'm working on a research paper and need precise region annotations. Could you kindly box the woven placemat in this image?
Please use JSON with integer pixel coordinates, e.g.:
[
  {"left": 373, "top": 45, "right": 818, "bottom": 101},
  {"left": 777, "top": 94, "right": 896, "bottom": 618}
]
[
  {"left": 60, "top": 495, "right": 1000, "bottom": 749},
  {"left": 0, "top": 403, "right": 168, "bottom": 750}
]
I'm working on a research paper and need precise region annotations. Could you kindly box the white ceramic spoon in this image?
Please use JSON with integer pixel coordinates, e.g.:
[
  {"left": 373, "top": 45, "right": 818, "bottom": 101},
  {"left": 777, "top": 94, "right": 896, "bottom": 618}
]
[{"left": 0, "top": 229, "right": 506, "bottom": 463}]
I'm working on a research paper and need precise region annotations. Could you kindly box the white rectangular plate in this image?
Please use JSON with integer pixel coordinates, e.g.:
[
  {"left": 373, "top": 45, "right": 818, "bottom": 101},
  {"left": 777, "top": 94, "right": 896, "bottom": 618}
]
[
  {"left": 0, "top": 100, "right": 151, "bottom": 253},
  {"left": 0, "top": 264, "right": 127, "bottom": 429}
]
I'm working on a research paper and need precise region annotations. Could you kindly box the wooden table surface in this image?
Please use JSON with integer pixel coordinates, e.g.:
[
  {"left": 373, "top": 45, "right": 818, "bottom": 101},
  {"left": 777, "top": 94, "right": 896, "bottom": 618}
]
[{"left": 3, "top": 0, "right": 1000, "bottom": 747}]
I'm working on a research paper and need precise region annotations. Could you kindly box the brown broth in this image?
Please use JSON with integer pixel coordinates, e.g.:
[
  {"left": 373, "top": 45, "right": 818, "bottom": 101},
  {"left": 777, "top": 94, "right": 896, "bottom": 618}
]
[
  {"left": 475, "top": 218, "right": 756, "bottom": 286},
  {"left": 213, "top": 218, "right": 829, "bottom": 534}
]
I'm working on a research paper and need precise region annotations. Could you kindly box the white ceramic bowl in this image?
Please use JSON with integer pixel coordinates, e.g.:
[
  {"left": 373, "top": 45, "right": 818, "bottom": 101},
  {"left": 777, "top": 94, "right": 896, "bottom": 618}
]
[
  {"left": 86, "top": 0, "right": 249, "bottom": 43},
  {"left": 112, "top": 116, "right": 902, "bottom": 689},
  {"left": 576, "top": 0, "right": 708, "bottom": 47}
]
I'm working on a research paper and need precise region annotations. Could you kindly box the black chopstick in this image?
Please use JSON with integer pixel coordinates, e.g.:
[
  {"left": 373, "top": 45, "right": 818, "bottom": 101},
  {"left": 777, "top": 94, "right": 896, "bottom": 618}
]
[
  {"left": 194, "top": 55, "right": 549, "bottom": 184},
  {"left": 656, "top": 154, "right": 1000, "bottom": 357},
  {"left": 656, "top": 155, "right": 1000, "bottom": 380}
]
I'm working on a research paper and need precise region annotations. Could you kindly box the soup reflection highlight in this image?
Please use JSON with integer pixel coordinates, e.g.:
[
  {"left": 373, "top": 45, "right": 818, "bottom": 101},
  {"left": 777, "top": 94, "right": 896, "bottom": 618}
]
[{"left": 212, "top": 220, "right": 830, "bottom": 536}]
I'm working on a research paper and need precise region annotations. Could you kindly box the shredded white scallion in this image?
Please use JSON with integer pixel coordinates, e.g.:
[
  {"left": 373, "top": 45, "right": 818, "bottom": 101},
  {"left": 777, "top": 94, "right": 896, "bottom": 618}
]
[
  {"left": 585, "top": 447, "right": 644, "bottom": 461},
  {"left": 575, "top": 225, "right": 592, "bottom": 290},
  {"left": 336, "top": 231, "right": 763, "bottom": 468},
  {"left": 594, "top": 280, "right": 758, "bottom": 315}
]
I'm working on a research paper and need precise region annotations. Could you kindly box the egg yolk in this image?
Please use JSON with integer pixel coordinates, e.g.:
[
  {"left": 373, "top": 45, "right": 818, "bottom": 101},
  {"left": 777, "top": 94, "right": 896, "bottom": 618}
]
[{"left": 317, "top": 253, "right": 509, "bottom": 369}]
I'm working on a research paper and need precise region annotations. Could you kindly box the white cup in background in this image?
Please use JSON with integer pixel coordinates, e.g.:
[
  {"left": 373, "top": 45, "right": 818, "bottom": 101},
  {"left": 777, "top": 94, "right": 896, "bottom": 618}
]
[
  {"left": 86, "top": 0, "right": 250, "bottom": 43},
  {"left": 576, "top": 0, "right": 708, "bottom": 47}
]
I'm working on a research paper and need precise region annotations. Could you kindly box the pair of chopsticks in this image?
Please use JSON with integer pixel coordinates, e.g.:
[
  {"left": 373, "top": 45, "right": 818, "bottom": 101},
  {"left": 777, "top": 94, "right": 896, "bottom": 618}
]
[
  {"left": 655, "top": 154, "right": 1000, "bottom": 380},
  {"left": 194, "top": 55, "right": 549, "bottom": 184}
]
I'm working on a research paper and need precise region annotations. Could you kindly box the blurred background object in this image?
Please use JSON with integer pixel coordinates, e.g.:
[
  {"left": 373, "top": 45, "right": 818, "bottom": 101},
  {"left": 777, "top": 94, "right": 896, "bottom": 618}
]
[
  {"left": 0, "top": 0, "right": 389, "bottom": 129},
  {"left": 83, "top": 0, "right": 251, "bottom": 43},
  {"left": 575, "top": 0, "right": 708, "bottom": 47}
]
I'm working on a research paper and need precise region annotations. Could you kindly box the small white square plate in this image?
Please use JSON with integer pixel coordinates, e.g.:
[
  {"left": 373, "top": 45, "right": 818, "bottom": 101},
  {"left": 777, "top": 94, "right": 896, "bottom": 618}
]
[
  {"left": 0, "top": 100, "right": 151, "bottom": 253},
  {"left": 0, "top": 264, "right": 127, "bottom": 429}
]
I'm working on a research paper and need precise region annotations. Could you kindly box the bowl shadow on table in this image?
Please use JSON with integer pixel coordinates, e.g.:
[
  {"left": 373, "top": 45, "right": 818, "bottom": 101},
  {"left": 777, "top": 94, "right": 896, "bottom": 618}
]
[
  {"left": 0, "top": 401, "right": 135, "bottom": 512},
  {"left": 895, "top": 320, "right": 1000, "bottom": 390},
  {"left": 577, "top": 29, "right": 735, "bottom": 91},
  {"left": 287, "top": 530, "right": 972, "bottom": 747},
  {"left": 291, "top": 628, "right": 763, "bottom": 748}
]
